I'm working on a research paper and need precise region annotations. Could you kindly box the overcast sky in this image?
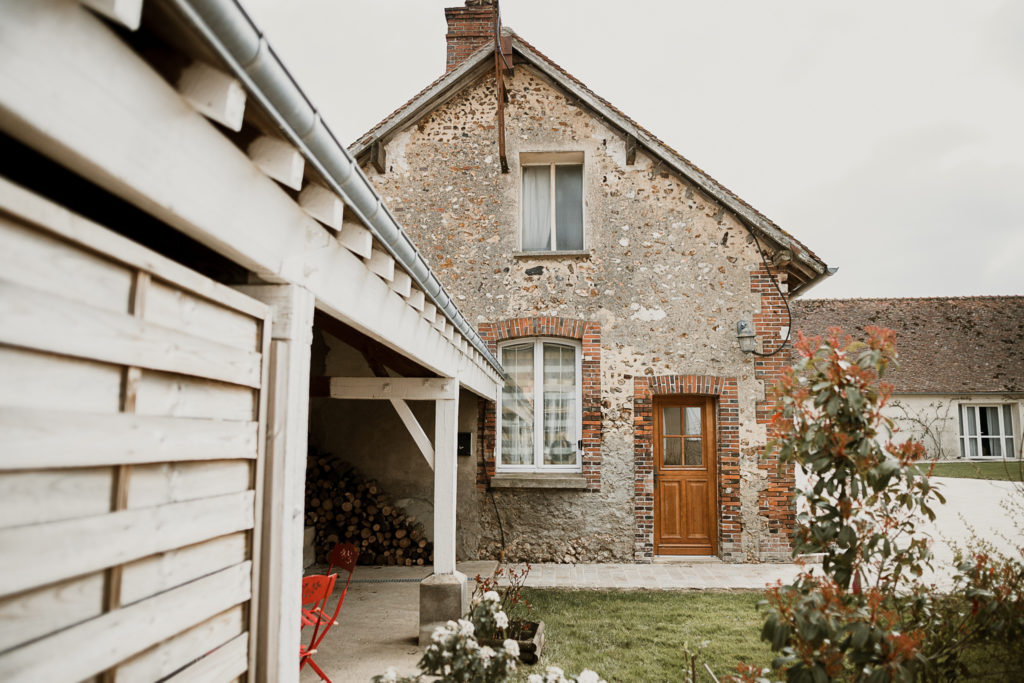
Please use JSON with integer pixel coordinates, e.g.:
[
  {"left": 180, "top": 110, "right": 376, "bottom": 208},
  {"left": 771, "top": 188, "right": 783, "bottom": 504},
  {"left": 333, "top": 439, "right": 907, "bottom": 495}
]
[{"left": 241, "top": 0, "right": 1024, "bottom": 299}]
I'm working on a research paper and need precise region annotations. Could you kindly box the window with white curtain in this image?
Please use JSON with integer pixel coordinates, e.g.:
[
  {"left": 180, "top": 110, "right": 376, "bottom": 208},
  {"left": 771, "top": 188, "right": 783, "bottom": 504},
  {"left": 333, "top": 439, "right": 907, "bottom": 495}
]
[
  {"left": 498, "top": 338, "right": 582, "bottom": 471},
  {"left": 958, "top": 404, "right": 1016, "bottom": 458},
  {"left": 521, "top": 153, "right": 584, "bottom": 252}
]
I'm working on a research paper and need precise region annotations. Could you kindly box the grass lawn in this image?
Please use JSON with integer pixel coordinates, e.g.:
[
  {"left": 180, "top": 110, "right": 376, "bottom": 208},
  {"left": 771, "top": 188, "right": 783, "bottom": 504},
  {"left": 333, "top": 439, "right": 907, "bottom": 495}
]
[
  {"left": 514, "top": 589, "right": 770, "bottom": 682},
  {"left": 925, "top": 460, "right": 1024, "bottom": 481}
]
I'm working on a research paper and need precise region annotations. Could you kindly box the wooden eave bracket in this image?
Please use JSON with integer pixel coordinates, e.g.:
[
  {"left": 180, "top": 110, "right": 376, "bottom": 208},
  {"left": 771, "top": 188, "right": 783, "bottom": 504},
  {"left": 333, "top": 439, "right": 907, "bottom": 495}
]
[
  {"left": 369, "top": 140, "right": 386, "bottom": 174},
  {"left": 625, "top": 134, "right": 638, "bottom": 166},
  {"left": 499, "top": 36, "right": 514, "bottom": 76}
]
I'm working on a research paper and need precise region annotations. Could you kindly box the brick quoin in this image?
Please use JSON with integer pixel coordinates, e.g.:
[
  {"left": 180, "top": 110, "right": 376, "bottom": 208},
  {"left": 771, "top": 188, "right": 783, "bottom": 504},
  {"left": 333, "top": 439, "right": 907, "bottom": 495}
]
[
  {"left": 633, "top": 375, "right": 742, "bottom": 562},
  {"left": 750, "top": 265, "right": 796, "bottom": 559},
  {"left": 476, "top": 317, "right": 602, "bottom": 491},
  {"left": 445, "top": 2, "right": 498, "bottom": 73}
]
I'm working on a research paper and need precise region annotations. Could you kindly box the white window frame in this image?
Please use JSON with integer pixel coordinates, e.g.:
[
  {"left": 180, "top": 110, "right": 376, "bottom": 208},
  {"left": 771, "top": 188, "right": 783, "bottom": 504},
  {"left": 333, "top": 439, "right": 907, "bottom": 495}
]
[
  {"left": 496, "top": 337, "right": 583, "bottom": 472},
  {"left": 958, "top": 403, "right": 1017, "bottom": 459},
  {"left": 519, "top": 151, "right": 585, "bottom": 252}
]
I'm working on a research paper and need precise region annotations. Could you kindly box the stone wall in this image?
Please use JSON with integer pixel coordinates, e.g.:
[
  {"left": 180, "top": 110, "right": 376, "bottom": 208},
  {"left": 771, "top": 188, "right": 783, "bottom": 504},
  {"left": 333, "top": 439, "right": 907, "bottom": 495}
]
[{"left": 361, "top": 65, "right": 795, "bottom": 562}]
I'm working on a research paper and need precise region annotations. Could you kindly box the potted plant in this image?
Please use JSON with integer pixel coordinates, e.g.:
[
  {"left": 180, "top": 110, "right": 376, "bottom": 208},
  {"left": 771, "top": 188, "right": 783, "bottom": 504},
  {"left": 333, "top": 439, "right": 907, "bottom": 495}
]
[{"left": 472, "top": 563, "right": 545, "bottom": 665}]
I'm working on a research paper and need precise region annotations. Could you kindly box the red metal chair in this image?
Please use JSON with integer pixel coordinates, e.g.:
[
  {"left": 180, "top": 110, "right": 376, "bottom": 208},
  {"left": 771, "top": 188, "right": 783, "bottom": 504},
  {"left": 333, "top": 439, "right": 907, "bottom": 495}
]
[{"left": 300, "top": 543, "right": 358, "bottom": 682}]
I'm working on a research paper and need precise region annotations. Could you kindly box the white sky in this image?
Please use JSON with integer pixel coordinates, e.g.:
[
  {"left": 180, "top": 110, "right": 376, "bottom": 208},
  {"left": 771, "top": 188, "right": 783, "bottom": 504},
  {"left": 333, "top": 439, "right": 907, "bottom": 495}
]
[{"left": 241, "top": 0, "right": 1024, "bottom": 299}]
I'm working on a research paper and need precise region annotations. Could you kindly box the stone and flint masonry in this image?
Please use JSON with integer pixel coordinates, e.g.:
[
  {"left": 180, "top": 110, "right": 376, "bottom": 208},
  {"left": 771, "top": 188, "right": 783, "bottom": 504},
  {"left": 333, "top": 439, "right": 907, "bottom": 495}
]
[{"left": 344, "top": 0, "right": 831, "bottom": 563}]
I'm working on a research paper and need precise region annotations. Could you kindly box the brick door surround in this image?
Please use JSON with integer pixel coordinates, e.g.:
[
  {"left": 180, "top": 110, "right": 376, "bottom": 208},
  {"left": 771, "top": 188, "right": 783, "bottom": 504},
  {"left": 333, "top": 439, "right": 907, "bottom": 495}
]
[{"left": 633, "top": 375, "right": 741, "bottom": 562}]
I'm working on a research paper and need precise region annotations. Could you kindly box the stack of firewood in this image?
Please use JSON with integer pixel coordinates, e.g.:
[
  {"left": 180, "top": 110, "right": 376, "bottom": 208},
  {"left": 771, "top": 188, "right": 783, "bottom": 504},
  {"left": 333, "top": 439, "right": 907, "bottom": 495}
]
[{"left": 305, "top": 450, "right": 432, "bottom": 566}]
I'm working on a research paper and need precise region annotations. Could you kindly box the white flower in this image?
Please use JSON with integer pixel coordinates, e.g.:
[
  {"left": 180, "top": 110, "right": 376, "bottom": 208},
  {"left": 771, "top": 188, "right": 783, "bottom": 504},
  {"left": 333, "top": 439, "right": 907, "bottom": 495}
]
[
  {"left": 529, "top": 676, "right": 544, "bottom": 683},
  {"left": 479, "top": 645, "right": 495, "bottom": 662},
  {"left": 483, "top": 590, "right": 501, "bottom": 604},
  {"left": 431, "top": 626, "right": 447, "bottom": 643},
  {"left": 381, "top": 667, "right": 398, "bottom": 683},
  {"left": 575, "top": 670, "right": 603, "bottom": 683},
  {"left": 503, "top": 638, "right": 520, "bottom": 658},
  {"left": 494, "top": 610, "right": 509, "bottom": 629},
  {"left": 457, "top": 618, "right": 475, "bottom": 637},
  {"left": 545, "top": 666, "right": 566, "bottom": 682}
]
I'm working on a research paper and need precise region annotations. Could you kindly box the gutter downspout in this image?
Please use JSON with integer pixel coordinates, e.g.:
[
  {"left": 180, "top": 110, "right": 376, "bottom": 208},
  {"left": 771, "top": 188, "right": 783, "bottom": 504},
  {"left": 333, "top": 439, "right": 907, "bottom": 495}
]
[{"left": 167, "top": 0, "right": 503, "bottom": 377}]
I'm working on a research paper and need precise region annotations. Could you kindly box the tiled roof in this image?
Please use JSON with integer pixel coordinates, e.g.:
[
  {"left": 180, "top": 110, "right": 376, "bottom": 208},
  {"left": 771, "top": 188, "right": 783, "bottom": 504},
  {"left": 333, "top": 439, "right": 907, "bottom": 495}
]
[
  {"left": 792, "top": 297, "right": 1024, "bottom": 394},
  {"left": 350, "top": 31, "right": 827, "bottom": 280}
]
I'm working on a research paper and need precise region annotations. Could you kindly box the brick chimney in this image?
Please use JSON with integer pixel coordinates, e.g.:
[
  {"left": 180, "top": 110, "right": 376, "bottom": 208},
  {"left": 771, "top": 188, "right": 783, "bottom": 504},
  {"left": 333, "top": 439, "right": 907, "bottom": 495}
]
[{"left": 444, "top": 0, "right": 498, "bottom": 73}]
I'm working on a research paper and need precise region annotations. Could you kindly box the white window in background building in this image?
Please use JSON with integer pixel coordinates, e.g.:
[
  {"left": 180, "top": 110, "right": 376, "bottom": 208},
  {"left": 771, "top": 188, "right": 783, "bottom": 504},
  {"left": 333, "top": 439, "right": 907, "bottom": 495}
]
[
  {"left": 497, "top": 338, "right": 582, "bottom": 471},
  {"left": 958, "top": 404, "right": 1016, "bottom": 458},
  {"left": 521, "top": 152, "right": 584, "bottom": 251}
]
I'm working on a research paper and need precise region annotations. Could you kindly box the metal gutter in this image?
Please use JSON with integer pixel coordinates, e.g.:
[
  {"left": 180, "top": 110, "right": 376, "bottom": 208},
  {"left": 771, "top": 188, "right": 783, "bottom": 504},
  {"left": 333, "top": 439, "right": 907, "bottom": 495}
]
[{"left": 166, "top": 0, "right": 504, "bottom": 377}]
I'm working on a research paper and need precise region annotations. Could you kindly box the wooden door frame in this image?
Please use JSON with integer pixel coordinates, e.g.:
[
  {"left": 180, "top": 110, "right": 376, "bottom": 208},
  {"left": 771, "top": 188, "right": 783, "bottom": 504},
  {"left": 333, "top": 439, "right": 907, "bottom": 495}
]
[{"left": 652, "top": 395, "right": 719, "bottom": 556}]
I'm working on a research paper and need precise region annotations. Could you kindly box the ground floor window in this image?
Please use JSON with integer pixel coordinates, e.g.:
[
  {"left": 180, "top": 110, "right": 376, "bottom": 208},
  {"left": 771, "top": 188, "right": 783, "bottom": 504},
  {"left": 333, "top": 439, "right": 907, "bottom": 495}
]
[
  {"left": 958, "top": 404, "right": 1016, "bottom": 458},
  {"left": 498, "top": 338, "right": 582, "bottom": 471}
]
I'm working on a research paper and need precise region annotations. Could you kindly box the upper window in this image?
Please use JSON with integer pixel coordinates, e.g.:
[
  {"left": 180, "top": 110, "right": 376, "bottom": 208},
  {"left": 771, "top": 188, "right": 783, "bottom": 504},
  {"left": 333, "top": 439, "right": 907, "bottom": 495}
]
[
  {"left": 958, "top": 404, "right": 1016, "bottom": 458},
  {"left": 521, "top": 152, "right": 584, "bottom": 251},
  {"left": 498, "top": 338, "right": 582, "bottom": 471}
]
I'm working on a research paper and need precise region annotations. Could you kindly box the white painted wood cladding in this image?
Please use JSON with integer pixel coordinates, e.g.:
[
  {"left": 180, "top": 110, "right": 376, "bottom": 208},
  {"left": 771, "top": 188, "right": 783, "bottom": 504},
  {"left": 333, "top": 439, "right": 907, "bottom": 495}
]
[{"left": 0, "top": 181, "right": 269, "bottom": 683}]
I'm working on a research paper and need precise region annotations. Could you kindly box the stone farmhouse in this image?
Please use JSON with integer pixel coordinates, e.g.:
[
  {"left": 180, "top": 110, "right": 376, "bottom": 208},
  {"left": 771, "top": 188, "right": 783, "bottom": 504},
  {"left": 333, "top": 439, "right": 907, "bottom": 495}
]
[
  {"left": 794, "top": 297, "right": 1024, "bottom": 462},
  {"left": 317, "top": 0, "right": 833, "bottom": 569}
]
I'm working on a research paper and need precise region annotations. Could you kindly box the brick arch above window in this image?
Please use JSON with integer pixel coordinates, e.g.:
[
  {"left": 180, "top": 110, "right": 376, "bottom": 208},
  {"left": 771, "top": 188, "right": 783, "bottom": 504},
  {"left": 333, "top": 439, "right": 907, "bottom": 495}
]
[{"left": 477, "top": 317, "right": 602, "bottom": 491}]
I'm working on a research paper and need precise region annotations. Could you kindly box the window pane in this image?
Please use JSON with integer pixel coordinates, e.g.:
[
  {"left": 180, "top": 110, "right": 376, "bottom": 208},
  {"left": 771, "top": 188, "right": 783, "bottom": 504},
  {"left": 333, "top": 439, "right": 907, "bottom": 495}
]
[
  {"left": 662, "top": 407, "right": 681, "bottom": 435},
  {"left": 980, "top": 407, "right": 998, "bottom": 437},
  {"left": 684, "top": 407, "right": 701, "bottom": 435},
  {"left": 554, "top": 165, "right": 583, "bottom": 250},
  {"left": 500, "top": 343, "right": 534, "bottom": 465},
  {"left": 522, "top": 166, "right": 551, "bottom": 250},
  {"left": 663, "top": 438, "right": 681, "bottom": 466},
  {"left": 969, "top": 438, "right": 978, "bottom": 458},
  {"left": 542, "top": 344, "right": 577, "bottom": 466},
  {"left": 958, "top": 405, "right": 964, "bottom": 437},
  {"left": 966, "top": 407, "right": 977, "bottom": 437},
  {"left": 684, "top": 438, "right": 702, "bottom": 466},
  {"left": 981, "top": 438, "right": 1001, "bottom": 458},
  {"left": 1003, "top": 405, "right": 1012, "bottom": 435},
  {"left": 959, "top": 439, "right": 966, "bottom": 459}
]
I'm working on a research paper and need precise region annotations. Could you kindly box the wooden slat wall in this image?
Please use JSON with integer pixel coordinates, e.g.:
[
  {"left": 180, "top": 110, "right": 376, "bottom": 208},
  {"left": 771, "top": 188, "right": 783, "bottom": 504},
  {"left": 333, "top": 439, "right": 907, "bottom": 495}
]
[{"left": 0, "top": 181, "right": 269, "bottom": 683}]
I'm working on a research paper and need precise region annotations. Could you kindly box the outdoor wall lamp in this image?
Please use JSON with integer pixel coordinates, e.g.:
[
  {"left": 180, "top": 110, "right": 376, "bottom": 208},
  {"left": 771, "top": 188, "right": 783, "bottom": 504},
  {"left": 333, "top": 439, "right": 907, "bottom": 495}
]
[{"left": 736, "top": 320, "right": 757, "bottom": 354}]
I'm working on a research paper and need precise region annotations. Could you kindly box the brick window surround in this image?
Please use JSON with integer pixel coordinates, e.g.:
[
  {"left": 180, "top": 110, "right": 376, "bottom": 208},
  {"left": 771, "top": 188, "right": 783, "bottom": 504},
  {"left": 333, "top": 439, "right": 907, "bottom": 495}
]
[
  {"left": 477, "top": 317, "right": 601, "bottom": 490},
  {"left": 633, "top": 375, "right": 740, "bottom": 562}
]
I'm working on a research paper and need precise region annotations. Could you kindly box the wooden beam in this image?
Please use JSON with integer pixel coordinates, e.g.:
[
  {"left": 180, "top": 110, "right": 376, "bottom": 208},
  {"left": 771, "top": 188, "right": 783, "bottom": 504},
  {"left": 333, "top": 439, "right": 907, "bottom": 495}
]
[
  {"left": 163, "top": 632, "right": 248, "bottom": 682},
  {"left": 0, "top": 4, "right": 502, "bottom": 398},
  {"left": 363, "top": 358, "right": 434, "bottom": 469},
  {"left": 422, "top": 302, "right": 437, "bottom": 325},
  {"left": 297, "top": 183, "right": 344, "bottom": 232},
  {"left": 406, "top": 287, "right": 425, "bottom": 312},
  {"left": 0, "top": 280, "right": 263, "bottom": 388},
  {"left": 369, "top": 139, "right": 386, "bottom": 174},
  {"left": 364, "top": 246, "right": 395, "bottom": 282},
  {"left": 0, "top": 408, "right": 258, "bottom": 469},
  {"left": 389, "top": 269, "right": 412, "bottom": 298},
  {"left": 80, "top": 0, "right": 141, "bottom": 30},
  {"left": 0, "top": 562, "right": 251, "bottom": 683},
  {"left": 114, "top": 606, "right": 244, "bottom": 683},
  {"left": 433, "top": 389, "right": 459, "bottom": 574},
  {"left": 327, "top": 377, "right": 457, "bottom": 401},
  {"left": 247, "top": 135, "right": 304, "bottom": 191},
  {"left": 236, "top": 285, "right": 314, "bottom": 683},
  {"left": 176, "top": 61, "right": 246, "bottom": 133},
  {"left": 0, "top": 492, "right": 255, "bottom": 598},
  {"left": 625, "top": 133, "right": 638, "bottom": 165},
  {"left": 337, "top": 219, "right": 372, "bottom": 259}
]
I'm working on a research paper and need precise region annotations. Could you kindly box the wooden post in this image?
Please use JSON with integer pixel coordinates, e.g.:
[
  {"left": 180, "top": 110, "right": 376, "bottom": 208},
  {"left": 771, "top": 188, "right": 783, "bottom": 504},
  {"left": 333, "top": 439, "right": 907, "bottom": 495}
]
[
  {"left": 433, "top": 384, "right": 459, "bottom": 575},
  {"left": 236, "top": 284, "right": 315, "bottom": 683}
]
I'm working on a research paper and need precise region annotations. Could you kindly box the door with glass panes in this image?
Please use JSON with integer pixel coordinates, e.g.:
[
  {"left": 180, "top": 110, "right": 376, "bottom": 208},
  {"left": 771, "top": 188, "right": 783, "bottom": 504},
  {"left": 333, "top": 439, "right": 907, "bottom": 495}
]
[{"left": 654, "top": 397, "right": 718, "bottom": 555}]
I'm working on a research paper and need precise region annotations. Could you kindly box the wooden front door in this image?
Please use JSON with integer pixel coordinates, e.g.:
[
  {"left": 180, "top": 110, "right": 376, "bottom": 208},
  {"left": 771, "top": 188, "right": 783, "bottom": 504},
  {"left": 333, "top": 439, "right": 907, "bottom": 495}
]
[{"left": 654, "top": 398, "right": 718, "bottom": 555}]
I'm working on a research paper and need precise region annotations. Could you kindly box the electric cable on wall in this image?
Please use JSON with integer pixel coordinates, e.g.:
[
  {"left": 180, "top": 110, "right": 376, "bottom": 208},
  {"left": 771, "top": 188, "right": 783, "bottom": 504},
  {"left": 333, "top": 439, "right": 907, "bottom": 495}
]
[{"left": 747, "top": 230, "right": 794, "bottom": 358}]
